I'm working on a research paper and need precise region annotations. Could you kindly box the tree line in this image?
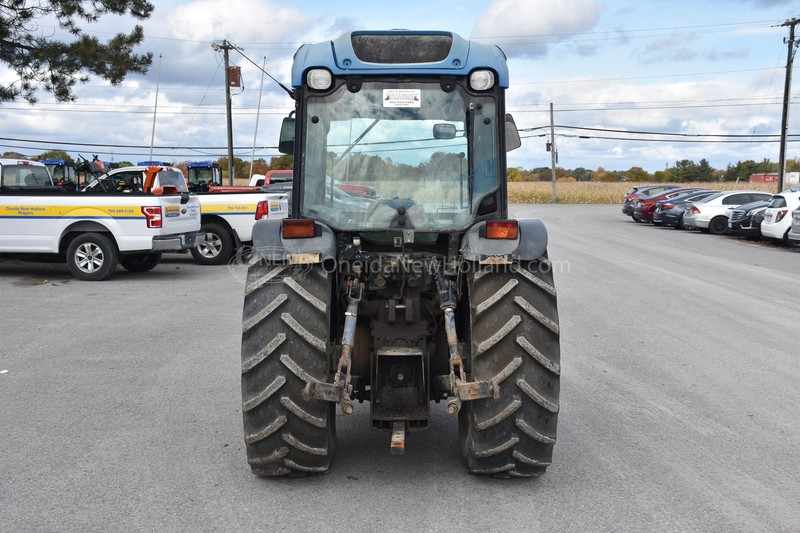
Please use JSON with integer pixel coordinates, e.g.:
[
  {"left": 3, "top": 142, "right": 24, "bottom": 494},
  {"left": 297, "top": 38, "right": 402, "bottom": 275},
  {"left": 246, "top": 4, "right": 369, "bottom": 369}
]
[{"left": 508, "top": 157, "right": 800, "bottom": 183}]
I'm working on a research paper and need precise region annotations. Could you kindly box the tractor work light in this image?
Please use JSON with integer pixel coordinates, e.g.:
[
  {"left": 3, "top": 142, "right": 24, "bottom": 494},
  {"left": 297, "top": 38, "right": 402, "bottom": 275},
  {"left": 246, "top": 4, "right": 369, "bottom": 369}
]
[
  {"left": 306, "top": 69, "right": 333, "bottom": 90},
  {"left": 485, "top": 220, "right": 519, "bottom": 240},
  {"left": 469, "top": 70, "right": 495, "bottom": 91}
]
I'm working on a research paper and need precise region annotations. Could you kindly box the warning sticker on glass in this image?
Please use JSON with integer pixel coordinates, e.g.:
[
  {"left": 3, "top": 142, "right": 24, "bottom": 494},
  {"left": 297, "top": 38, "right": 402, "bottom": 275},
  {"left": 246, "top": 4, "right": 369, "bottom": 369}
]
[{"left": 383, "top": 89, "right": 421, "bottom": 108}]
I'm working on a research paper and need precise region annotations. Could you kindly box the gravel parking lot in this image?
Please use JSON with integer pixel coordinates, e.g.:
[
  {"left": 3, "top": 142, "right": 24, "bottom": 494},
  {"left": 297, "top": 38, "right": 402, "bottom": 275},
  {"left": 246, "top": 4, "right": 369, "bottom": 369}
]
[{"left": 1, "top": 204, "right": 799, "bottom": 532}]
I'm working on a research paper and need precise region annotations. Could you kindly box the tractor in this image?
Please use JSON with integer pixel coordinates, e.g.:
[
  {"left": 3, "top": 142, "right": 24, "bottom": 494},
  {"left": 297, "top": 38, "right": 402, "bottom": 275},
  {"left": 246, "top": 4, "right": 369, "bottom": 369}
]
[{"left": 241, "top": 30, "right": 560, "bottom": 477}]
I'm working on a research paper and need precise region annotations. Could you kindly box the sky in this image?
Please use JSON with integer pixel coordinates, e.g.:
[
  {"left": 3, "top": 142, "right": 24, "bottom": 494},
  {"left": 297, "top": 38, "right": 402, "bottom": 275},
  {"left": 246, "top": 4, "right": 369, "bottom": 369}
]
[{"left": 1, "top": 0, "right": 799, "bottom": 174}]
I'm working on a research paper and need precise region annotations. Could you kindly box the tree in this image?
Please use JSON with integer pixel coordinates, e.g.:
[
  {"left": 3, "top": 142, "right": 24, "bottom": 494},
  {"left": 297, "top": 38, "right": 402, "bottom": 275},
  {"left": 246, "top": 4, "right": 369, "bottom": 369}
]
[
  {"left": 0, "top": 1, "right": 154, "bottom": 103},
  {"left": 624, "top": 166, "right": 650, "bottom": 182},
  {"left": 507, "top": 167, "right": 523, "bottom": 182},
  {"left": 269, "top": 154, "right": 293, "bottom": 170},
  {"left": 35, "top": 149, "right": 73, "bottom": 162}
]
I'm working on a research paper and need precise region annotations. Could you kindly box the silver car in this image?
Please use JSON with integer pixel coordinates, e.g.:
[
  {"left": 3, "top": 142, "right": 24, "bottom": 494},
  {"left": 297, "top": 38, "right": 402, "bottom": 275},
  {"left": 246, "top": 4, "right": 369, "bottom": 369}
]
[{"left": 682, "top": 190, "right": 774, "bottom": 234}]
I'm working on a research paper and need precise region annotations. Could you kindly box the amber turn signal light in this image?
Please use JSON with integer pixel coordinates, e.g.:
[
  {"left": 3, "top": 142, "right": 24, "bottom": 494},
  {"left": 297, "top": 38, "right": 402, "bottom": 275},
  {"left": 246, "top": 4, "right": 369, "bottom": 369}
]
[
  {"left": 282, "top": 219, "right": 316, "bottom": 239},
  {"left": 485, "top": 220, "right": 519, "bottom": 240}
]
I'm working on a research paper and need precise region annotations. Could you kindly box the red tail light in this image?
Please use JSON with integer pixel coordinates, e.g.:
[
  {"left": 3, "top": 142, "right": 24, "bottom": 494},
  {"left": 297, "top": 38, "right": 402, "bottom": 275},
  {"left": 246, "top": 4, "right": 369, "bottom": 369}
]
[
  {"left": 142, "top": 206, "right": 162, "bottom": 228},
  {"left": 662, "top": 203, "right": 674, "bottom": 210},
  {"left": 485, "top": 220, "right": 519, "bottom": 240},
  {"left": 776, "top": 209, "right": 788, "bottom": 223},
  {"left": 626, "top": 194, "right": 637, "bottom": 201},
  {"left": 690, "top": 206, "right": 700, "bottom": 214},
  {"left": 282, "top": 219, "right": 316, "bottom": 239},
  {"left": 255, "top": 201, "right": 268, "bottom": 220}
]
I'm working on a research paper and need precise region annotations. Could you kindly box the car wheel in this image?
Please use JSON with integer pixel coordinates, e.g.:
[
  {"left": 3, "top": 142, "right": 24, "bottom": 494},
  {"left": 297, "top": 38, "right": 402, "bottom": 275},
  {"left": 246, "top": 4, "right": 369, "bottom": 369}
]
[
  {"left": 191, "top": 222, "right": 234, "bottom": 265},
  {"left": 66, "top": 233, "right": 119, "bottom": 281},
  {"left": 708, "top": 216, "right": 728, "bottom": 235},
  {"left": 120, "top": 253, "right": 162, "bottom": 272}
]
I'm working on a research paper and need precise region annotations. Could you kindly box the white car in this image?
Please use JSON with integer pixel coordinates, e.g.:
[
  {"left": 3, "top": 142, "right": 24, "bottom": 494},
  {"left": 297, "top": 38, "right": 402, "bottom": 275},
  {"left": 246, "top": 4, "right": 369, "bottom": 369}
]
[
  {"left": 788, "top": 205, "right": 800, "bottom": 245},
  {"left": 682, "top": 190, "right": 774, "bottom": 234},
  {"left": 761, "top": 189, "right": 800, "bottom": 242}
]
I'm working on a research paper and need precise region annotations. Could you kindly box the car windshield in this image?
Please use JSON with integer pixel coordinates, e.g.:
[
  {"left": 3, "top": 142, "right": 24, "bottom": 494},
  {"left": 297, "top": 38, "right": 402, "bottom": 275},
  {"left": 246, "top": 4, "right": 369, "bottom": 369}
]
[
  {"left": 301, "top": 80, "right": 497, "bottom": 232},
  {"left": 767, "top": 196, "right": 786, "bottom": 208},
  {"left": 1, "top": 164, "right": 53, "bottom": 187},
  {"left": 158, "top": 170, "right": 189, "bottom": 192}
]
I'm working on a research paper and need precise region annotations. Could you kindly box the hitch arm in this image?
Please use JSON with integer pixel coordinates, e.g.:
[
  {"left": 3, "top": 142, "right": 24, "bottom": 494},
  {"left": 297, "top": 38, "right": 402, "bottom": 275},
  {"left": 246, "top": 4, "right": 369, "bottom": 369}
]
[
  {"left": 434, "top": 264, "right": 497, "bottom": 414},
  {"left": 303, "top": 281, "right": 361, "bottom": 415}
]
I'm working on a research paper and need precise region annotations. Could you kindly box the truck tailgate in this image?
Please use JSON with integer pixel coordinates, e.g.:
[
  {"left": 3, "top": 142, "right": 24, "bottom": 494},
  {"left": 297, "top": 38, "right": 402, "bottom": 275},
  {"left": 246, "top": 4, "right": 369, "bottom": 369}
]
[{"left": 157, "top": 194, "right": 201, "bottom": 234}]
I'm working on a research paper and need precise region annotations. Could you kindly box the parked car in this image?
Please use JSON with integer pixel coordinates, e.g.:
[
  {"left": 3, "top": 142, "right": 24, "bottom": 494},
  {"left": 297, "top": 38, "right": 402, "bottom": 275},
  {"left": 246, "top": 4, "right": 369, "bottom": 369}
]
[
  {"left": 622, "top": 184, "right": 680, "bottom": 219},
  {"left": 632, "top": 187, "right": 707, "bottom": 224},
  {"left": 651, "top": 189, "right": 717, "bottom": 227},
  {"left": 682, "top": 190, "right": 774, "bottom": 234},
  {"left": 654, "top": 189, "right": 719, "bottom": 228},
  {"left": 787, "top": 205, "right": 800, "bottom": 245},
  {"left": 727, "top": 199, "right": 770, "bottom": 239},
  {"left": 760, "top": 190, "right": 800, "bottom": 242}
]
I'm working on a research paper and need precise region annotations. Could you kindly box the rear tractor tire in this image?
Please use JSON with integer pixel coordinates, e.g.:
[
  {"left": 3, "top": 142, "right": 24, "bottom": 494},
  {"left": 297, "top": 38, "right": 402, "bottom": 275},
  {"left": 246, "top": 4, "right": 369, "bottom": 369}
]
[
  {"left": 240, "top": 261, "right": 336, "bottom": 476},
  {"left": 459, "top": 257, "right": 560, "bottom": 477}
]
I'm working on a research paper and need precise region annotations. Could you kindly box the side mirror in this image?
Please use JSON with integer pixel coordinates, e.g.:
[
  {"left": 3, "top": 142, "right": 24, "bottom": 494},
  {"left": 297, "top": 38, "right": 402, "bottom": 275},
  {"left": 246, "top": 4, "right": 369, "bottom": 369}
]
[
  {"left": 505, "top": 114, "right": 521, "bottom": 152},
  {"left": 432, "top": 123, "right": 456, "bottom": 140},
  {"left": 278, "top": 117, "right": 296, "bottom": 155}
]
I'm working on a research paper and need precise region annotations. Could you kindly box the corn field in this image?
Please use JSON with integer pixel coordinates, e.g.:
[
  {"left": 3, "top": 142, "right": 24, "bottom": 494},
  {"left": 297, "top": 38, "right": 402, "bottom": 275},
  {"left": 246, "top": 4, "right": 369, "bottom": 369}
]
[{"left": 508, "top": 181, "right": 780, "bottom": 204}]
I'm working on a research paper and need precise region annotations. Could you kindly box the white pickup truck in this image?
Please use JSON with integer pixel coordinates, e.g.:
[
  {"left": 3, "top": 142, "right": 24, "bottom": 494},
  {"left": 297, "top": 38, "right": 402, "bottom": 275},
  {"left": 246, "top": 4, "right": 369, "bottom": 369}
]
[
  {"left": 0, "top": 159, "right": 204, "bottom": 280},
  {"left": 83, "top": 164, "right": 289, "bottom": 265}
]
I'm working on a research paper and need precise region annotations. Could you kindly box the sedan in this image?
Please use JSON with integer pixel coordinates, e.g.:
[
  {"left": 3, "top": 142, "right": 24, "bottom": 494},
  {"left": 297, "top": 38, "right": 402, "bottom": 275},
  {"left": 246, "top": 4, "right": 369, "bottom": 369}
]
[
  {"left": 622, "top": 184, "right": 680, "bottom": 219},
  {"left": 682, "top": 190, "right": 774, "bottom": 234},
  {"left": 727, "top": 199, "right": 770, "bottom": 239},
  {"left": 760, "top": 190, "right": 800, "bottom": 242},
  {"left": 653, "top": 189, "right": 718, "bottom": 228},
  {"left": 633, "top": 187, "right": 706, "bottom": 224}
]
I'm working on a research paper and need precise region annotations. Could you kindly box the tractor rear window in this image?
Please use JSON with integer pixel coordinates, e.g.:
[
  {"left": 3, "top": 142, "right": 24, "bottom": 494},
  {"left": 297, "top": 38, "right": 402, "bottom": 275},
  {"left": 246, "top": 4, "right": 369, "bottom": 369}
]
[{"left": 301, "top": 80, "right": 498, "bottom": 232}]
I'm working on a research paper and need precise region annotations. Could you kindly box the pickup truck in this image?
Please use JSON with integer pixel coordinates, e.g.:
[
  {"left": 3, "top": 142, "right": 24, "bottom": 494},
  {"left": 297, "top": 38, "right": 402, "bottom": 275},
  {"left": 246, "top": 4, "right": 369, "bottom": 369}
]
[
  {"left": 253, "top": 169, "right": 379, "bottom": 199},
  {"left": 0, "top": 159, "right": 204, "bottom": 281},
  {"left": 84, "top": 164, "right": 289, "bottom": 265},
  {"left": 248, "top": 169, "right": 293, "bottom": 187}
]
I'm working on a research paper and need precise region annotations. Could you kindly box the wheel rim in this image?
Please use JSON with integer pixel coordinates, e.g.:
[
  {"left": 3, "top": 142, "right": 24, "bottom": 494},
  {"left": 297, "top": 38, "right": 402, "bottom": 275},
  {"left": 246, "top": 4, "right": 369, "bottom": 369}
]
[
  {"left": 197, "top": 232, "right": 222, "bottom": 258},
  {"left": 75, "top": 242, "right": 105, "bottom": 273}
]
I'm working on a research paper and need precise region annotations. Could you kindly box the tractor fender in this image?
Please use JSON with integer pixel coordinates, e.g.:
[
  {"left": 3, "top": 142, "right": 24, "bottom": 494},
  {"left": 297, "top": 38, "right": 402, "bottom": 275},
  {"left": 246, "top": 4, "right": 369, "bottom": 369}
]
[
  {"left": 251, "top": 218, "right": 337, "bottom": 264},
  {"left": 461, "top": 219, "right": 548, "bottom": 262}
]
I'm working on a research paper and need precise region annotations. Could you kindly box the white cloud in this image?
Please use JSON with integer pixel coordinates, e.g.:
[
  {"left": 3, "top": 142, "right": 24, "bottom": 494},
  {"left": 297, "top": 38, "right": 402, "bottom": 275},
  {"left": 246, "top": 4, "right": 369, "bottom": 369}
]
[
  {"left": 471, "top": 0, "right": 604, "bottom": 58},
  {"left": 167, "top": 0, "right": 311, "bottom": 42}
]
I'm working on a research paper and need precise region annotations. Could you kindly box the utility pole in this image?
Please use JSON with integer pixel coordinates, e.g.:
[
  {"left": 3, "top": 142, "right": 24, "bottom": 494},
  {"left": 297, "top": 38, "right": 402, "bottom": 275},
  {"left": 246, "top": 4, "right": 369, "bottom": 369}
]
[
  {"left": 149, "top": 53, "right": 162, "bottom": 163},
  {"left": 549, "top": 103, "right": 558, "bottom": 202},
  {"left": 213, "top": 40, "right": 237, "bottom": 185},
  {"left": 778, "top": 18, "right": 799, "bottom": 193}
]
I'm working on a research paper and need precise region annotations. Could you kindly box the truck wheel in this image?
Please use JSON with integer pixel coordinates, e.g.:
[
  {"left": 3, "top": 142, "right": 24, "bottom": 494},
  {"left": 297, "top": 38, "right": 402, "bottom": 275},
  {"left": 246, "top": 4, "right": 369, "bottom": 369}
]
[
  {"left": 191, "top": 223, "right": 234, "bottom": 265},
  {"left": 120, "top": 253, "right": 162, "bottom": 272},
  {"left": 241, "top": 262, "right": 335, "bottom": 476},
  {"left": 66, "top": 232, "right": 119, "bottom": 281},
  {"left": 459, "top": 258, "right": 560, "bottom": 477}
]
